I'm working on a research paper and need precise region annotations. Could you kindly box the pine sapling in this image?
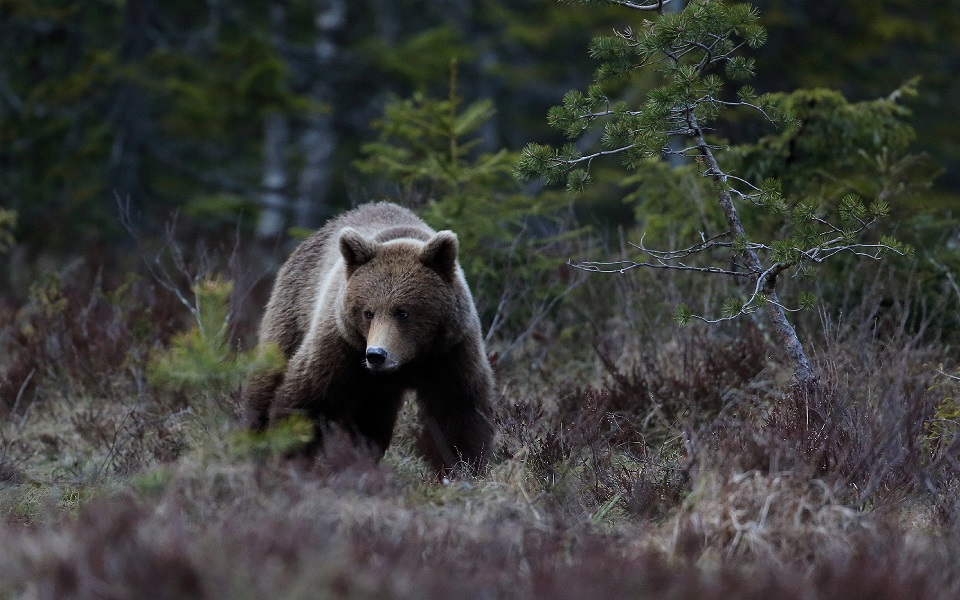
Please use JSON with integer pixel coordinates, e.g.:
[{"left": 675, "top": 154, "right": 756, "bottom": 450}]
[{"left": 517, "top": 0, "right": 916, "bottom": 391}]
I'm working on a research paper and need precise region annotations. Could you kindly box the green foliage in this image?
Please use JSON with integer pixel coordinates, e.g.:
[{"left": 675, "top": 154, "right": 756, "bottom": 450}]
[
  {"left": 0, "top": 208, "right": 15, "bottom": 253},
  {"left": 356, "top": 76, "right": 514, "bottom": 284},
  {"left": 359, "top": 25, "right": 475, "bottom": 90},
  {"left": 925, "top": 368, "right": 960, "bottom": 453},
  {"left": 752, "top": 0, "right": 960, "bottom": 199},
  {"left": 130, "top": 468, "right": 174, "bottom": 498},
  {"left": 0, "top": 1, "right": 310, "bottom": 251},
  {"left": 148, "top": 35, "right": 309, "bottom": 137},
  {"left": 231, "top": 415, "right": 314, "bottom": 458},
  {"left": 720, "top": 297, "right": 744, "bottom": 319},
  {"left": 618, "top": 161, "right": 719, "bottom": 240},
  {"left": 797, "top": 292, "right": 817, "bottom": 310},
  {"left": 182, "top": 193, "right": 259, "bottom": 231},
  {"left": 516, "top": 0, "right": 783, "bottom": 198},
  {"left": 673, "top": 303, "right": 693, "bottom": 326},
  {"left": 928, "top": 396, "right": 960, "bottom": 443},
  {"left": 27, "top": 272, "right": 70, "bottom": 317},
  {"left": 148, "top": 277, "right": 285, "bottom": 398},
  {"left": 518, "top": 0, "right": 774, "bottom": 183},
  {"left": 731, "top": 81, "right": 938, "bottom": 208},
  {"left": 356, "top": 87, "right": 510, "bottom": 200},
  {"left": 877, "top": 235, "right": 914, "bottom": 258}
]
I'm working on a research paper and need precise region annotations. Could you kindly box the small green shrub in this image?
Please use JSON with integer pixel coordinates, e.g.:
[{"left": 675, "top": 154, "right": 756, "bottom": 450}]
[
  {"left": 230, "top": 415, "right": 314, "bottom": 458},
  {"left": 147, "top": 276, "right": 285, "bottom": 420}
]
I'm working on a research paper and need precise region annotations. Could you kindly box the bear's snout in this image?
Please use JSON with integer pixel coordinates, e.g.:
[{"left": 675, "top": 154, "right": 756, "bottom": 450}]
[
  {"left": 365, "top": 346, "right": 400, "bottom": 371},
  {"left": 365, "top": 346, "right": 388, "bottom": 367},
  {"left": 365, "top": 318, "right": 407, "bottom": 371}
]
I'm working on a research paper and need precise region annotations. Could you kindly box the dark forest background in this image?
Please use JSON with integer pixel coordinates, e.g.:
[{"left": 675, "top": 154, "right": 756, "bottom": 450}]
[{"left": 2, "top": 0, "right": 958, "bottom": 267}]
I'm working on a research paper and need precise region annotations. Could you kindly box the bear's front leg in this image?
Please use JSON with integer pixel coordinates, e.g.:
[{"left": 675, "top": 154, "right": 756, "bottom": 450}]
[
  {"left": 414, "top": 341, "right": 495, "bottom": 476},
  {"left": 268, "top": 349, "right": 333, "bottom": 426},
  {"left": 348, "top": 384, "right": 406, "bottom": 457},
  {"left": 269, "top": 335, "right": 406, "bottom": 457},
  {"left": 244, "top": 369, "right": 286, "bottom": 431},
  {"left": 267, "top": 335, "right": 356, "bottom": 450}
]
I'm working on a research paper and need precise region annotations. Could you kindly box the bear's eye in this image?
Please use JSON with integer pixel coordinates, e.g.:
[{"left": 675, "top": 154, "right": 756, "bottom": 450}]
[
  {"left": 362, "top": 309, "right": 374, "bottom": 320},
  {"left": 394, "top": 308, "right": 409, "bottom": 321}
]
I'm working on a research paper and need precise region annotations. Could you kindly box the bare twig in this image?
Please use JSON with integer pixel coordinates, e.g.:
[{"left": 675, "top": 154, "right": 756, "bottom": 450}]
[
  {"left": 629, "top": 231, "right": 738, "bottom": 259},
  {"left": 484, "top": 225, "right": 529, "bottom": 345},
  {"left": 929, "top": 258, "right": 960, "bottom": 301},
  {"left": 117, "top": 195, "right": 212, "bottom": 332},
  {"left": 11, "top": 368, "right": 35, "bottom": 422},
  {"left": 92, "top": 406, "right": 138, "bottom": 480},
  {"left": 569, "top": 258, "right": 748, "bottom": 277},
  {"left": 937, "top": 368, "right": 960, "bottom": 383},
  {"left": 552, "top": 144, "right": 636, "bottom": 168}
]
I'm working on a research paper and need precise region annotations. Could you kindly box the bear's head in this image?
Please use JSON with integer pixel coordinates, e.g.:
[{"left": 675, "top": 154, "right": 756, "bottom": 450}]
[{"left": 337, "top": 227, "right": 467, "bottom": 372}]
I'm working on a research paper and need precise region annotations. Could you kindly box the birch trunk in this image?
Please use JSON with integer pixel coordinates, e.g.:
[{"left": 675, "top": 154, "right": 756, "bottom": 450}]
[
  {"left": 257, "top": 111, "right": 290, "bottom": 238},
  {"left": 294, "top": 0, "right": 345, "bottom": 229},
  {"left": 256, "top": 1, "right": 292, "bottom": 238}
]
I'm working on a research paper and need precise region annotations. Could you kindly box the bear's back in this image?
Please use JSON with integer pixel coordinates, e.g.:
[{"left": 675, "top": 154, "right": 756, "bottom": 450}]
[
  {"left": 329, "top": 202, "right": 433, "bottom": 242},
  {"left": 305, "top": 203, "right": 434, "bottom": 287}
]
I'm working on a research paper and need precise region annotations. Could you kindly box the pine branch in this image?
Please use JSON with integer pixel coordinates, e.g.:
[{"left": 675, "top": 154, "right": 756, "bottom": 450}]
[{"left": 552, "top": 144, "right": 637, "bottom": 168}]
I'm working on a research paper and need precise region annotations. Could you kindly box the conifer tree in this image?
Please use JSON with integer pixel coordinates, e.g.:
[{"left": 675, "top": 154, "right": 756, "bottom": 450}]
[{"left": 516, "top": 0, "right": 917, "bottom": 391}]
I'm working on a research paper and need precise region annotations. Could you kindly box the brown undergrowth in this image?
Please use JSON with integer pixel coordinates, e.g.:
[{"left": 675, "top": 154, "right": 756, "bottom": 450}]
[{"left": 1, "top": 256, "right": 960, "bottom": 599}]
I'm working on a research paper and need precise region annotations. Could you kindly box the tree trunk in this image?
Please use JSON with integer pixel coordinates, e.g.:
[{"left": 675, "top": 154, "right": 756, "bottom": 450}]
[
  {"left": 294, "top": 0, "right": 345, "bottom": 229},
  {"left": 688, "top": 112, "right": 818, "bottom": 391},
  {"left": 110, "top": 0, "right": 152, "bottom": 203},
  {"left": 371, "top": 0, "right": 400, "bottom": 44},
  {"left": 257, "top": 1, "right": 292, "bottom": 239},
  {"left": 257, "top": 112, "right": 291, "bottom": 238}
]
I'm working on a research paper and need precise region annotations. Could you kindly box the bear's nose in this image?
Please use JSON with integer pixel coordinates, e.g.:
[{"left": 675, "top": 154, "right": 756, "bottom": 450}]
[{"left": 365, "top": 347, "right": 388, "bottom": 367}]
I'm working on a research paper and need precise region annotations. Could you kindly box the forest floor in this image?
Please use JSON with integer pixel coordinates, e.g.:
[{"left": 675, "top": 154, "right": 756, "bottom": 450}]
[{"left": 1, "top": 254, "right": 959, "bottom": 600}]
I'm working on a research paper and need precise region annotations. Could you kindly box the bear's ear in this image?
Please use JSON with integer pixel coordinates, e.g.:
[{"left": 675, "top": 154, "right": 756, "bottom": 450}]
[
  {"left": 340, "top": 228, "right": 378, "bottom": 276},
  {"left": 420, "top": 231, "right": 459, "bottom": 281}
]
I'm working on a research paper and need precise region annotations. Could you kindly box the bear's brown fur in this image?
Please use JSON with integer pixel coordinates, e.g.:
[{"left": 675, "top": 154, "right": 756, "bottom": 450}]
[{"left": 245, "top": 202, "right": 494, "bottom": 474}]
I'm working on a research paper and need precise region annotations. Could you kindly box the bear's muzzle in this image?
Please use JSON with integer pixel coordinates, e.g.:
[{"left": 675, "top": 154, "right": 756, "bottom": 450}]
[{"left": 364, "top": 345, "right": 400, "bottom": 372}]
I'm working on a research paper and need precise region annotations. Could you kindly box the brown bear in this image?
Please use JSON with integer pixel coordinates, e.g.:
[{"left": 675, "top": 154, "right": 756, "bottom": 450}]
[{"left": 245, "top": 202, "right": 494, "bottom": 474}]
